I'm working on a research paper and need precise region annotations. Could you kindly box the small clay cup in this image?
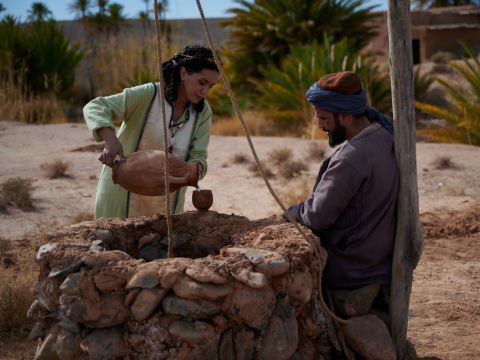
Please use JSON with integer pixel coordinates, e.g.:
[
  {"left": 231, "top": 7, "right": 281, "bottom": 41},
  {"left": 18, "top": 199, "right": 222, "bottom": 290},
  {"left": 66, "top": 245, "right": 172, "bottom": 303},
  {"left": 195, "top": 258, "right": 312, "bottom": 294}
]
[{"left": 192, "top": 189, "right": 213, "bottom": 211}]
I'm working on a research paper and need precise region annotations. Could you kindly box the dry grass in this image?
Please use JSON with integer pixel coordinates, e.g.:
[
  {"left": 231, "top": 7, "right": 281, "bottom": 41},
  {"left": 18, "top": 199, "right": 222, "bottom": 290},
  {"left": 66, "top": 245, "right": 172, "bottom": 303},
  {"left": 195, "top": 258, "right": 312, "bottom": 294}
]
[
  {"left": 41, "top": 159, "right": 71, "bottom": 179},
  {"left": 0, "top": 238, "right": 9, "bottom": 260},
  {"left": 444, "top": 184, "right": 466, "bottom": 196},
  {"left": 0, "top": 66, "right": 66, "bottom": 124},
  {"left": 231, "top": 152, "right": 250, "bottom": 164},
  {"left": 0, "top": 240, "right": 38, "bottom": 334},
  {"left": 0, "top": 178, "right": 34, "bottom": 210},
  {"left": 432, "top": 156, "right": 457, "bottom": 170},
  {"left": 91, "top": 33, "right": 177, "bottom": 95},
  {"left": 306, "top": 141, "right": 326, "bottom": 160},
  {"left": 277, "top": 176, "right": 313, "bottom": 207},
  {"left": 277, "top": 160, "right": 309, "bottom": 179},
  {"left": 268, "top": 147, "right": 293, "bottom": 165},
  {"left": 211, "top": 111, "right": 276, "bottom": 136},
  {"left": 69, "top": 211, "right": 94, "bottom": 224},
  {"left": 247, "top": 161, "right": 275, "bottom": 179}
]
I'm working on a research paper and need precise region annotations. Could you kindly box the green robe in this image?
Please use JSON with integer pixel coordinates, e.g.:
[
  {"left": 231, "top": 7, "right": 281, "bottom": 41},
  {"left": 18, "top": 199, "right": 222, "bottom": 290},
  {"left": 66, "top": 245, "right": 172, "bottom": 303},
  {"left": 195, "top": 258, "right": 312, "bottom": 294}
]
[{"left": 83, "top": 82, "right": 212, "bottom": 219}]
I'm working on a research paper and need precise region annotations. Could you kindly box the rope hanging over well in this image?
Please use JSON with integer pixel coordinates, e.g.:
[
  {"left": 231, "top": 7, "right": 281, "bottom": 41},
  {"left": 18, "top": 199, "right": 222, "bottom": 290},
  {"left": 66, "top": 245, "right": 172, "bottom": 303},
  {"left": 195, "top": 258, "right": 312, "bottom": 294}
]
[
  {"left": 194, "top": 0, "right": 349, "bottom": 330},
  {"left": 153, "top": 0, "right": 174, "bottom": 258}
]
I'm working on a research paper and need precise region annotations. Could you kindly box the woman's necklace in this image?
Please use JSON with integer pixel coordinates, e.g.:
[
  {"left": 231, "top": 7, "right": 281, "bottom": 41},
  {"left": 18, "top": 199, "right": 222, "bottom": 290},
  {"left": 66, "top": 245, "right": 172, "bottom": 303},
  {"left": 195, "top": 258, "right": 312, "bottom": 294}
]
[{"left": 168, "top": 104, "right": 190, "bottom": 153}]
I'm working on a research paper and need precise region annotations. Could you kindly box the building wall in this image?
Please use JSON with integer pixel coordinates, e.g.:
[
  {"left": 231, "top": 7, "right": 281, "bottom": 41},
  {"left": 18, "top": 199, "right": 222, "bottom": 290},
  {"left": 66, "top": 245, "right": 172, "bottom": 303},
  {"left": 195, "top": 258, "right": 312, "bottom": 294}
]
[{"left": 362, "top": 5, "right": 480, "bottom": 63}]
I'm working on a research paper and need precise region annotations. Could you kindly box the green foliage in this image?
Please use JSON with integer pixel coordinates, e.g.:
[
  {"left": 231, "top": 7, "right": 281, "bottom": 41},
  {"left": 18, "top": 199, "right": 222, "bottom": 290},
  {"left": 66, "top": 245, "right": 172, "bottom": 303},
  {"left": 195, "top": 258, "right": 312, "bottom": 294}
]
[
  {"left": 416, "top": 44, "right": 480, "bottom": 145},
  {"left": 413, "top": 67, "right": 434, "bottom": 102},
  {"left": 431, "top": 51, "right": 458, "bottom": 64},
  {"left": 118, "top": 66, "right": 155, "bottom": 89},
  {"left": 68, "top": 0, "right": 93, "bottom": 19},
  {"left": 222, "top": 0, "right": 378, "bottom": 84},
  {"left": 26, "top": 2, "right": 53, "bottom": 22},
  {"left": 255, "top": 38, "right": 392, "bottom": 133},
  {"left": 352, "top": 57, "right": 392, "bottom": 115},
  {"left": 0, "top": 17, "right": 84, "bottom": 96},
  {"left": 0, "top": 16, "right": 29, "bottom": 74}
]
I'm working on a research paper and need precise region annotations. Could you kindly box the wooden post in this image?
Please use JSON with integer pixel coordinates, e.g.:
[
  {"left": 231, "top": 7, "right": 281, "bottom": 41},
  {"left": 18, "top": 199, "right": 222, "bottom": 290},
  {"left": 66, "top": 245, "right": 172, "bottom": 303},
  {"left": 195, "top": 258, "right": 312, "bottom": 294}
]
[{"left": 387, "top": 0, "right": 424, "bottom": 358}]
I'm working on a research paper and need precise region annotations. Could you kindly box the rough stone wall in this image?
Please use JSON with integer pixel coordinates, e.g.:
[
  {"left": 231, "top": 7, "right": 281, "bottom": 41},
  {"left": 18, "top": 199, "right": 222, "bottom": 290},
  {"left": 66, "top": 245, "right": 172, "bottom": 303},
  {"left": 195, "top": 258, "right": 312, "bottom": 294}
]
[{"left": 30, "top": 211, "right": 330, "bottom": 360}]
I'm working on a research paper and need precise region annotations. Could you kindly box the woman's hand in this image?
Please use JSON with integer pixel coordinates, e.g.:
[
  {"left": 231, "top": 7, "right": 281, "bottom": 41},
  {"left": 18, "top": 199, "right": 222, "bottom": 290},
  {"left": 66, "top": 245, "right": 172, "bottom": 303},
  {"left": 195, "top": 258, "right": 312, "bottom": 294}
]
[
  {"left": 97, "top": 127, "right": 125, "bottom": 167},
  {"left": 185, "top": 162, "right": 200, "bottom": 187}
]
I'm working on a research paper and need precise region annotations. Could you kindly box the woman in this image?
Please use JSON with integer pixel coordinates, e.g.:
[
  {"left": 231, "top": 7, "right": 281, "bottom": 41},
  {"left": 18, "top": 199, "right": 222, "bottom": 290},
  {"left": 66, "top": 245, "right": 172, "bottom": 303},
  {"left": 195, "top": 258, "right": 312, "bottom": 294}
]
[{"left": 84, "top": 45, "right": 220, "bottom": 219}]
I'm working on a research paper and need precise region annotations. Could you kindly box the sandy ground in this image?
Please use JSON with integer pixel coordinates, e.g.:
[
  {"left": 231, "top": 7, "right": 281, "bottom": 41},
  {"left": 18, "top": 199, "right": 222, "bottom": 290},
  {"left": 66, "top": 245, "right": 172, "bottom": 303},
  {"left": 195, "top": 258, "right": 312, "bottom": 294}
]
[{"left": 0, "top": 121, "right": 479, "bottom": 358}]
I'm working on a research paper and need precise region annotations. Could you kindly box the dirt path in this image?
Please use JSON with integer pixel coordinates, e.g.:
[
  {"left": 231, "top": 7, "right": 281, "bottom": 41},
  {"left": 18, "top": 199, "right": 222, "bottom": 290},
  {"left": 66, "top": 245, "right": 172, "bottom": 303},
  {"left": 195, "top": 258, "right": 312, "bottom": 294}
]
[{"left": 1, "top": 122, "right": 479, "bottom": 358}]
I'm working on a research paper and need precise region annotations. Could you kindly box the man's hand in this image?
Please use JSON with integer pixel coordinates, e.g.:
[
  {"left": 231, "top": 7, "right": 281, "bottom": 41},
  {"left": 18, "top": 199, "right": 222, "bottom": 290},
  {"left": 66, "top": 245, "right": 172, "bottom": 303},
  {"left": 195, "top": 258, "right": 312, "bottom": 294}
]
[{"left": 97, "top": 127, "right": 125, "bottom": 167}]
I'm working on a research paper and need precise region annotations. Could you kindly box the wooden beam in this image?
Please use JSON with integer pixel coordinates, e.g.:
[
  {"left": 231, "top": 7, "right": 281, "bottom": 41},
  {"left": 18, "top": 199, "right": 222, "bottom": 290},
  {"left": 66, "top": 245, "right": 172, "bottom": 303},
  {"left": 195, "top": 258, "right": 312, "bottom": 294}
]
[{"left": 387, "top": 0, "right": 424, "bottom": 358}]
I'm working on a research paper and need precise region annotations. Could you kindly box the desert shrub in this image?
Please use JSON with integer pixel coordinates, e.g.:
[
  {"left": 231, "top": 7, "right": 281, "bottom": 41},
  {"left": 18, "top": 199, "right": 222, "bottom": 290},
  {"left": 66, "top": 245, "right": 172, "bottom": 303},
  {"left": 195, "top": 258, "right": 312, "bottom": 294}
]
[
  {"left": 277, "top": 176, "right": 312, "bottom": 207},
  {"left": 431, "top": 63, "right": 452, "bottom": 74},
  {"left": 278, "top": 160, "right": 309, "bottom": 179},
  {"left": 416, "top": 44, "right": 480, "bottom": 145},
  {"left": 306, "top": 141, "right": 326, "bottom": 160},
  {"left": 211, "top": 111, "right": 274, "bottom": 136},
  {"left": 231, "top": 152, "right": 250, "bottom": 164},
  {"left": 431, "top": 51, "right": 457, "bottom": 64},
  {"left": 247, "top": 162, "right": 275, "bottom": 179},
  {"left": 268, "top": 147, "right": 293, "bottom": 165},
  {"left": 0, "top": 238, "right": 9, "bottom": 260},
  {"left": 0, "top": 242, "right": 37, "bottom": 333},
  {"left": 69, "top": 211, "right": 94, "bottom": 224},
  {"left": 0, "top": 178, "right": 34, "bottom": 210},
  {"left": 41, "top": 159, "right": 70, "bottom": 179},
  {"left": 432, "top": 156, "right": 456, "bottom": 170}
]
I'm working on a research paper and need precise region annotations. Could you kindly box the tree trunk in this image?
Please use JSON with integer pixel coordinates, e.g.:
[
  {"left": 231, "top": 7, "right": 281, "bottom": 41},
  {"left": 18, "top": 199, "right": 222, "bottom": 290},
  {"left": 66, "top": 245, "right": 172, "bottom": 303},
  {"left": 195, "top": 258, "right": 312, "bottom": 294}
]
[{"left": 387, "top": 0, "right": 424, "bottom": 358}]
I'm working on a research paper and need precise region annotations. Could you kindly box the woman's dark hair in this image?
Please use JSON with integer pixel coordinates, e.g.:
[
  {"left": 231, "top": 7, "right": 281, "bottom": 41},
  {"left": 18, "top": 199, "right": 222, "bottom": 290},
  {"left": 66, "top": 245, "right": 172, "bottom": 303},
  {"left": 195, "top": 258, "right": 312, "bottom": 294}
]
[{"left": 162, "top": 45, "right": 219, "bottom": 112}]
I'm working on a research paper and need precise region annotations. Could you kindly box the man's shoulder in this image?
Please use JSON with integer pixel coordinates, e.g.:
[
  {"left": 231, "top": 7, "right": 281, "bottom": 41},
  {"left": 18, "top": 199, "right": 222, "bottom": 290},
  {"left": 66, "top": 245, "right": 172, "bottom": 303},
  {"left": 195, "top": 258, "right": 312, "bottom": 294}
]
[{"left": 332, "top": 125, "right": 395, "bottom": 169}]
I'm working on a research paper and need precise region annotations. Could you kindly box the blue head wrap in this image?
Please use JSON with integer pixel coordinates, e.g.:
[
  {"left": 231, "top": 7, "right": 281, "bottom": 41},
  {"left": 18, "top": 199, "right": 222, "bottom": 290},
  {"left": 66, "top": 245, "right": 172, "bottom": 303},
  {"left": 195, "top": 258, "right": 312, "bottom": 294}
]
[{"left": 305, "top": 82, "right": 394, "bottom": 135}]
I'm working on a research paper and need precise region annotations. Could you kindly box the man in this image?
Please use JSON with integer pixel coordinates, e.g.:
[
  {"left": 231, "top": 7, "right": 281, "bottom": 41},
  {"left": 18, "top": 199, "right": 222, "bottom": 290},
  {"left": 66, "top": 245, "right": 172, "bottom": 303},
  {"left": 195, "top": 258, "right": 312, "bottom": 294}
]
[{"left": 284, "top": 71, "right": 398, "bottom": 316}]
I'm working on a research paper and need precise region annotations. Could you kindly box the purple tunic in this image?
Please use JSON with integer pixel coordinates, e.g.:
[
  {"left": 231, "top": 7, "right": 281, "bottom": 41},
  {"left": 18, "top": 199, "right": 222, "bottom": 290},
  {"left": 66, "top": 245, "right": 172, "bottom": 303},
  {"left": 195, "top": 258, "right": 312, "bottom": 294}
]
[{"left": 286, "top": 124, "right": 398, "bottom": 289}]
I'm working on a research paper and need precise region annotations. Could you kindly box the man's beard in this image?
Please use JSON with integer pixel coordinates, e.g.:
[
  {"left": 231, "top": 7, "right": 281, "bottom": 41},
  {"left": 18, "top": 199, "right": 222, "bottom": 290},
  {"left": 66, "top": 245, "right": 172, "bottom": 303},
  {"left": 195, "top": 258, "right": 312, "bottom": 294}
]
[{"left": 328, "top": 116, "right": 347, "bottom": 147}]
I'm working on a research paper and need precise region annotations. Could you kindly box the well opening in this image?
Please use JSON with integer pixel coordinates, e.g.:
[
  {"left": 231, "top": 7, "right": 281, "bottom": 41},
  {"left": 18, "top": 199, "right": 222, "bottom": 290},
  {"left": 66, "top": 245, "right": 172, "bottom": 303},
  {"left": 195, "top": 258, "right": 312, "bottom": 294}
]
[{"left": 30, "top": 211, "right": 331, "bottom": 360}]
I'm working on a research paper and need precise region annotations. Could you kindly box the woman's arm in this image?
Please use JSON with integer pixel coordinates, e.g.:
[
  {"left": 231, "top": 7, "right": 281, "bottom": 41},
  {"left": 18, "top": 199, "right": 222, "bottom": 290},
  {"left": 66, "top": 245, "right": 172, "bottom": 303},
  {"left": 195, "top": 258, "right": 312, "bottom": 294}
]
[
  {"left": 186, "top": 102, "right": 213, "bottom": 181},
  {"left": 83, "top": 84, "right": 154, "bottom": 142},
  {"left": 83, "top": 83, "right": 155, "bottom": 165}
]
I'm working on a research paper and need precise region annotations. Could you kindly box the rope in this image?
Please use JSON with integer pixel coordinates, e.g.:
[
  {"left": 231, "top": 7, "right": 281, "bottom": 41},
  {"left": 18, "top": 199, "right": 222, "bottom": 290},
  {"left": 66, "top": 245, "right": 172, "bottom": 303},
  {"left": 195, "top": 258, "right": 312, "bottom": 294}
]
[
  {"left": 153, "top": 0, "right": 174, "bottom": 258},
  {"left": 194, "top": 0, "right": 349, "bottom": 326}
]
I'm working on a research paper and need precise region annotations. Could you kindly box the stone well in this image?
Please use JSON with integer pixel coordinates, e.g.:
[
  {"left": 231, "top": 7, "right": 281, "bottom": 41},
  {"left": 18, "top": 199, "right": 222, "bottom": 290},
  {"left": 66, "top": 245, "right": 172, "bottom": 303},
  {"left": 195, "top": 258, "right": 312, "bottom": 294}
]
[{"left": 30, "top": 211, "right": 331, "bottom": 360}]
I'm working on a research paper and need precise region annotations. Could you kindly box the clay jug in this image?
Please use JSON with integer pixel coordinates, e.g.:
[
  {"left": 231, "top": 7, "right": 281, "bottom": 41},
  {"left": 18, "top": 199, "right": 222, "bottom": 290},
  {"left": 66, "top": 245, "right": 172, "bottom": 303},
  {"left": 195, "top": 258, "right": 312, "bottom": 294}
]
[{"left": 112, "top": 150, "right": 191, "bottom": 196}]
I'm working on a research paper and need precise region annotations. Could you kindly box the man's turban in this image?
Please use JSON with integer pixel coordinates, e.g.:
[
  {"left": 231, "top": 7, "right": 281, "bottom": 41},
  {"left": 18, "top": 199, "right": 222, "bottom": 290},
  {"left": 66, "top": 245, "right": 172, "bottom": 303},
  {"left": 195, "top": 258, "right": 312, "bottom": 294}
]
[{"left": 306, "top": 71, "right": 394, "bottom": 134}]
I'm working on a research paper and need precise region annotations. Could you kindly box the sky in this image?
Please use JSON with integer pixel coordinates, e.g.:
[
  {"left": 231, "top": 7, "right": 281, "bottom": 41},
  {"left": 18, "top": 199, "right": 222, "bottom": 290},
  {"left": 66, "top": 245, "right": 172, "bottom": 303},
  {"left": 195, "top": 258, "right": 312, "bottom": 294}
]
[{"left": 2, "top": 0, "right": 388, "bottom": 22}]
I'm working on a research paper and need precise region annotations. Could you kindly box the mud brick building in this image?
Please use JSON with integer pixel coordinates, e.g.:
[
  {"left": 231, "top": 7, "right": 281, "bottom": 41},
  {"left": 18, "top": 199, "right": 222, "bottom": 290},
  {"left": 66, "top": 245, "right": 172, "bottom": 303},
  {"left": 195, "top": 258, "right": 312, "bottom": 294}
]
[{"left": 364, "top": 5, "right": 480, "bottom": 64}]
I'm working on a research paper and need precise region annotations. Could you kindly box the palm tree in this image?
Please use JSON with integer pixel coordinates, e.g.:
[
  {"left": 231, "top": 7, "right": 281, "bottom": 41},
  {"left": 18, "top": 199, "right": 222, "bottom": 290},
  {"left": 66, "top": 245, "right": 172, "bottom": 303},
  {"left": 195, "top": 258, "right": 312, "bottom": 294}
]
[
  {"left": 68, "top": 0, "right": 92, "bottom": 20},
  {"left": 412, "top": 0, "right": 479, "bottom": 9},
  {"left": 142, "top": 0, "right": 150, "bottom": 18},
  {"left": 108, "top": 2, "right": 126, "bottom": 33},
  {"left": 222, "top": 0, "right": 378, "bottom": 83},
  {"left": 97, "top": 0, "right": 109, "bottom": 14},
  {"left": 416, "top": 44, "right": 480, "bottom": 145},
  {"left": 0, "top": 3, "right": 6, "bottom": 14},
  {"left": 255, "top": 37, "right": 392, "bottom": 134},
  {"left": 26, "top": 2, "right": 53, "bottom": 22}
]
